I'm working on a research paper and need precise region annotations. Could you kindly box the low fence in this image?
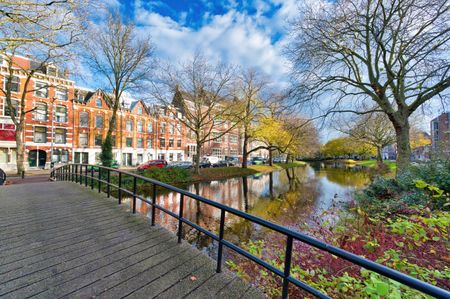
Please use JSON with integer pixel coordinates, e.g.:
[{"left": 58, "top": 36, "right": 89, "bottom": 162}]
[{"left": 51, "top": 164, "right": 450, "bottom": 299}]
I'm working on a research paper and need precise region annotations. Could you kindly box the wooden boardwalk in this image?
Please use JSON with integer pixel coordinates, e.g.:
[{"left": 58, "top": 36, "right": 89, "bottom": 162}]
[{"left": 0, "top": 181, "right": 263, "bottom": 299}]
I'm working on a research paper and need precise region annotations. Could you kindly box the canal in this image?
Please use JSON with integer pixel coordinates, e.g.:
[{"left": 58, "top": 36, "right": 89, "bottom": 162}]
[{"left": 129, "top": 163, "right": 370, "bottom": 259}]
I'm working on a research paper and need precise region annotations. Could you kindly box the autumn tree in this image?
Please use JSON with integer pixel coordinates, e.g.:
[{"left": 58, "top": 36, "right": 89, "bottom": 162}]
[
  {"left": 338, "top": 113, "right": 396, "bottom": 163},
  {"left": 153, "top": 54, "right": 238, "bottom": 173},
  {"left": 0, "top": 0, "right": 86, "bottom": 174},
  {"left": 288, "top": 0, "right": 450, "bottom": 174},
  {"left": 84, "top": 12, "right": 153, "bottom": 166},
  {"left": 321, "top": 137, "right": 375, "bottom": 159}
]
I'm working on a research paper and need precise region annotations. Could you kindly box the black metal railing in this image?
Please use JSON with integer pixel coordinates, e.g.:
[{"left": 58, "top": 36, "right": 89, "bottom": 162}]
[
  {"left": 50, "top": 164, "right": 450, "bottom": 299},
  {"left": 0, "top": 168, "right": 6, "bottom": 185}
]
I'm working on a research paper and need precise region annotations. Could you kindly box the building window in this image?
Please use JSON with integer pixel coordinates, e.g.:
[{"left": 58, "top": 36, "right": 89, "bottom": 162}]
[
  {"left": 169, "top": 124, "right": 174, "bottom": 134},
  {"left": 79, "top": 133, "right": 88, "bottom": 146},
  {"left": 137, "top": 153, "right": 143, "bottom": 164},
  {"left": 160, "top": 122, "right": 166, "bottom": 133},
  {"left": 47, "top": 66, "right": 57, "bottom": 77},
  {"left": 176, "top": 123, "right": 182, "bottom": 135},
  {"left": 79, "top": 112, "right": 89, "bottom": 127},
  {"left": 55, "top": 87, "right": 68, "bottom": 101},
  {"left": 137, "top": 120, "right": 143, "bottom": 132},
  {"left": 4, "top": 99, "right": 18, "bottom": 116},
  {"left": 55, "top": 106, "right": 67, "bottom": 123},
  {"left": 177, "top": 153, "right": 182, "bottom": 161},
  {"left": 169, "top": 153, "right": 174, "bottom": 161},
  {"left": 160, "top": 138, "right": 165, "bottom": 147},
  {"left": 33, "top": 102, "right": 47, "bottom": 121},
  {"left": 138, "top": 107, "right": 143, "bottom": 114},
  {"left": 126, "top": 137, "right": 133, "bottom": 147},
  {"left": 126, "top": 119, "right": 133, "bottom": 131},
  {"left": 212, "top": 132, "right": 221, "bottom": 142},
  {"left": 54, "top": 128, "right": 66, "bottom": 144},
  {"left": 137, "top": 138, "right": 143, "bottom": 148},
  {"left": 212, "top": 148, "right": 222, "bottom": 158},
  {"left": 61, "top": 150, "right": 69, "bottom": 163},
  {"left": 96, "top": 97, "right": 102, "bottom": 107},
  {"left": 35, "top": 81, "right": 48, "bottom": 98},
  {"left": 230, "top": 135, "right": 238, "bottom": 143},
  {"left": 34, "top": 126, "right": 47, "bottom": 143},
  {"left": 4, "top": 76, "right": 20, "bottom": 92},
  {"left": 95, "top": 135, "right": 102, "bottom": 146},
  {"left": 169, "top": 138, "right": 174, "bottom": 147},
  {"left": 95, "top": 115, "right": 103, "bottom": 128},
  {"left": 177, "top": 139, "right": 181, "bottom": 147},
  {"left": 147, "top": 122, "right": 153, "bottom": 133},
  {"left": 147, "top": 138, "right": 153, "bottom": 148}
]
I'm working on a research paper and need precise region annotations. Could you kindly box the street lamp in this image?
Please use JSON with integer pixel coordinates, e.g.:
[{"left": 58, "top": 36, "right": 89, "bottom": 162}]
[{"left": 50, "top": 97, "right": 56, "bottom": 169}]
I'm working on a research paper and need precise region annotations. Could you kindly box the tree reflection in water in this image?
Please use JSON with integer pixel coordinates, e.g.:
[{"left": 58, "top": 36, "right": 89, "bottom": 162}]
[{"left": 133, "top": 164, "right": 370, "bottom": 258}]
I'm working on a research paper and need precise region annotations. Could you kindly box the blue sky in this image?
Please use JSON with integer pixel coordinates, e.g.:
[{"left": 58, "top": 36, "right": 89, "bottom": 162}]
[{"left": 98, "top": 0, "right": 298, "bottom": 90}]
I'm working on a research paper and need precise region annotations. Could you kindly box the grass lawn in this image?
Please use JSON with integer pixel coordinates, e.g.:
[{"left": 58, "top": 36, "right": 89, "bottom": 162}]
[
  {"left": 191, "top": 161, "right": 306, "bottom": 182},
  {"left": 344, "top": 159, "right": 397, "bottom": 171}
]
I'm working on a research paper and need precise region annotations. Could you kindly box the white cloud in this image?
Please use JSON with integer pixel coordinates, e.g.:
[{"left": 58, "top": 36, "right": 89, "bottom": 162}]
[{"left": 134, "top": 1, "right": 294, "bottom": 89}]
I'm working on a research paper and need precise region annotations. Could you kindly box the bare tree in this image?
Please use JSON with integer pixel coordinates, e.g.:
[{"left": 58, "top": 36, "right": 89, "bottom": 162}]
[
  {"left": 288, "top": 0, "right": 450, "bottom": 174},
  {"left": 153, "top": 54, "right": 238, "bottom": 173},
  {"left": 0, "top": 1, "right": 85, "bottom": 174},
  {"left": 83, "top": 12, "right": 153, "bottom": 166},
  {"left": 231, "top": 68, "right": 268, "bottom": 168},
  {"left": 337, "top": 113, "right": 396, "bottom": 163}
]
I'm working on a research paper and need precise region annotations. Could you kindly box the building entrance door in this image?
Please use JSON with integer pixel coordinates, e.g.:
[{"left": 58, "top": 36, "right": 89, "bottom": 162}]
[{"left": 29, "top": 150, "right": 47, "bottom": 168}]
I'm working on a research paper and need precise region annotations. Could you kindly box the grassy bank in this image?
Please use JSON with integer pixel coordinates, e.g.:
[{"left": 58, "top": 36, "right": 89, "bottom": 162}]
[
  {"left": 191, "top": 161, "right": 306, "bottom": 182},
  {"left": 342, "top": 159, "right": 397, "bottom": 171}
]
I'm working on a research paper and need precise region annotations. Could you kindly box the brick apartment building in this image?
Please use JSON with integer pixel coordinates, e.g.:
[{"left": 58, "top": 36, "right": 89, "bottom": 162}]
[
  {"left": 0, "top": 55, "right": 243, "bottom": 172},
  {"left": 0, "top": 54, "right": 75, "bottom": 171},
  {"left": 431, "top": 112, "right": 450, "bottom": 157}
]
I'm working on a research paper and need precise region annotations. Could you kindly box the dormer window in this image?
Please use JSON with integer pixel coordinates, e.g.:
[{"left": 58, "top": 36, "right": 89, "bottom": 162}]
[
  {"left": 47, "top": 66, "right": 57, "bottom": 77},
  {"left": 96, "top": 97, "right": 102, "bottom": 108},
  {"left": 138, "top": 107, "right": 143, "bottom": 115}
]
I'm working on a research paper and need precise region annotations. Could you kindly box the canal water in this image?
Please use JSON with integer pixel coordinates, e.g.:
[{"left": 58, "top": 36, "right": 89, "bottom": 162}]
[{"left": 129, "top": 163, "right": 370, "bottom": 258}]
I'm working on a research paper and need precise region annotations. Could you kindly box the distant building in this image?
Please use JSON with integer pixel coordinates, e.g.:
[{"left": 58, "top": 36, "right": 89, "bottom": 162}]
[
  {"left": 431, "top": 112, "right": 450, "bottom": 157},
  {"left": 382, "top": 144, "right": 397, "bottom": 160}
]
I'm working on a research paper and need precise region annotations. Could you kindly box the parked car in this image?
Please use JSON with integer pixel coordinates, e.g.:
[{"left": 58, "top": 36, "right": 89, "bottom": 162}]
[
  {"left": 137, "top": 160, "right": 167, "bottom": 170},
  {"left": 250, "top": 157, "right": 265, "bottom": 165},
  {"left": 167, "top": 161, "right": 193, "bottom": 169},
  {"left": 199, "top": 158, "right": 212, "bottom": 168},
  {"left": 202, "top": 156, "right": 220, "bottom": 165},
  {"left": 213, "top": 160, "right": 229, "bottom": 168},
  {"left": 224, "top": 156, "right": 240, "bottom": 166},
  {"left": 273, "top": 156, "right": 285, "bottom": 163}
]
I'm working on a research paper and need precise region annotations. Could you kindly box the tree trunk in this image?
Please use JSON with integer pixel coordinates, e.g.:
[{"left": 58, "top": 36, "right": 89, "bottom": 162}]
[
  {"left": 376, "top": 146, "right": 383, "bottom": 164},
  {"left": 242, "top": 134, "right": 248, "bottom": 168},
  {"left": 269, "top": 150, "right": 273, "bottom": 166},
  {"left": 394, "top": 120, "right": 411, "bottom": 175},
  {"left": 15, "top": 124, "right": 25, "bottom": 175},
  {"left": 194, "top": 141, "right": 201, "bottom": 174}
]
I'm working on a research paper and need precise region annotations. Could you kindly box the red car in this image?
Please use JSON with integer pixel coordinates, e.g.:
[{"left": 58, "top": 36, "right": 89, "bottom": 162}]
[{"left": 137, "top": 160, "right": 168, "bottom": 170}]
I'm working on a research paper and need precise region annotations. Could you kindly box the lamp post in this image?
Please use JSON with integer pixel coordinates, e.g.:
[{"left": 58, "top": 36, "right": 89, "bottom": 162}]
[{"left": 50, "top": 97, "right": 56, "bottom": 169}]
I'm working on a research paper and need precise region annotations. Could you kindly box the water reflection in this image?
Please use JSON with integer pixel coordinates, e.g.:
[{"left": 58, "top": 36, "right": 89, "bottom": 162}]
[{"left": 129, "top": 164, "right": 370, "bottom": 256}]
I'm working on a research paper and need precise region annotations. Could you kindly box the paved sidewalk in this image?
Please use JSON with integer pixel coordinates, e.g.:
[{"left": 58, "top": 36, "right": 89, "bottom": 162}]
[{"left": 0, "top": 181, "right": 264, "bottom": 299}]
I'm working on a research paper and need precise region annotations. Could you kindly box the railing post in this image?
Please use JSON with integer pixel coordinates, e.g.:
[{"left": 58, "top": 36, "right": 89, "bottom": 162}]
[
  {"left": 118, "top": 172, "right": 122, "bottom": 204},
  {"left": 90, "top": 167, "right": 94, "bottom": 190},
  {"left": 107, "top": 169, "right": 111, "bottom": 198},
  {"left": 75, "top": 164, "right": 78, "bottom": 183},
  {"left": 216, "top": 209, "right": 226, "bottom": 273},
  {"left": 85, "top": 165, "right": 88, "bottom": 187},
  {"left": 177, "top": 194, "right": 184, "bottom": 243},
  {"left": 71, "top": 164, "right": 74, "bottom": 182},
  {"left": 98, "top": 167, "right": 101, "bottom": 193},
  {"left": 282, "top": 235, "right": 293, "bottom": 299},
  {"left": 151, "top": 183, "right": 156, "bottom": 226},
  {"left": 79, "top": 165, "right": 83, "bottom": 185},
  {"left": 132, "top": 176, "right": 137, "bottom": 214}
]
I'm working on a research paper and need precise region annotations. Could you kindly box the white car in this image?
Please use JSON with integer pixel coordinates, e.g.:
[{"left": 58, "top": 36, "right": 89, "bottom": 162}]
[{"left": 202, "top": 156, "right": 220, "bottom": 165}]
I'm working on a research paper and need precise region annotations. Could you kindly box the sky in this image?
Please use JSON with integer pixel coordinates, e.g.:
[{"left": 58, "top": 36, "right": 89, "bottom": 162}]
[
  {"left": 95, "top": 0, "right": 297, "bottom": 89},
  {"left": 83, "top": 0, "right": 444, "bottom": 141}
]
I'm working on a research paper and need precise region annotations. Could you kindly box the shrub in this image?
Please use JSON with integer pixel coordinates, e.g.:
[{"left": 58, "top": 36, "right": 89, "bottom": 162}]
[{"left": 140, "top": 167, "right": 191, "bottom": 184}]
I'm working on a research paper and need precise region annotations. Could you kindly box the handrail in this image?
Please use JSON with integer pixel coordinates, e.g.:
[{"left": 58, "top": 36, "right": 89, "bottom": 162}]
[
  {"left": 0, "top": 168, "right": 6, "bottom": 185},
  {"left": 50, "top": 164, "right": 450, "bottom": 299}
]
